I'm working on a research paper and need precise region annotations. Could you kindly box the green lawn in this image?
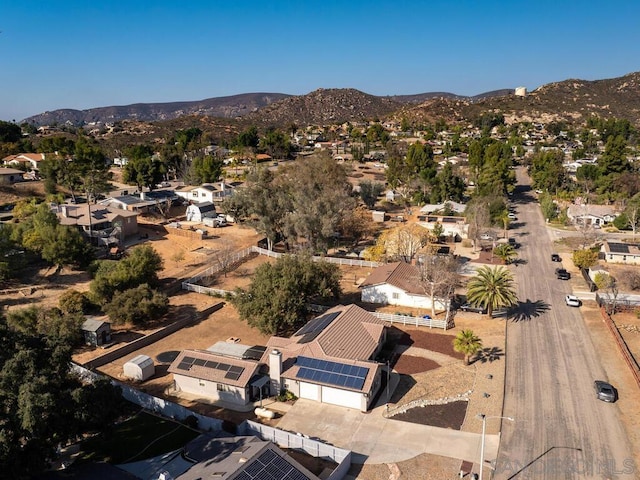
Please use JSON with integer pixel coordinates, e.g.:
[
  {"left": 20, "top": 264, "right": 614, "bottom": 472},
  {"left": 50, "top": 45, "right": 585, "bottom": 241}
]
[{"left": 78, "top": 411, "right": 201, "bottom": 464}]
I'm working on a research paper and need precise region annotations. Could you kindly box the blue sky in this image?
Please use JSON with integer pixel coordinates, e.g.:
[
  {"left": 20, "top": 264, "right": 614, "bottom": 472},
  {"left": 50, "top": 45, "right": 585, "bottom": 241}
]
[{"left": 2, "top": 0, "right": 639, "bottom": 122}]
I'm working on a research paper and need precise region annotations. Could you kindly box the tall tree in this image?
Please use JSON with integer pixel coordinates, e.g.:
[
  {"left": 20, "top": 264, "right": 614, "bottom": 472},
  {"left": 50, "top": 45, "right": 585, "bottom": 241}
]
[
  {"left": 466, "top": 266, "right": 518, "bottom": 317},
  {"left": 231, "top": 255, "right": 341, "bottom": 335},
  {"left": 417, "top": 254, "right": 461, "bottom": 318}
]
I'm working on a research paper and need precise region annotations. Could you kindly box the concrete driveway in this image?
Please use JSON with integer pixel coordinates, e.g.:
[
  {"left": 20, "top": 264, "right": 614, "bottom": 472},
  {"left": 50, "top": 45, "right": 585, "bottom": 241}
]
[{"left": 275, "top": 398, "right": 499, "bottom": 465}]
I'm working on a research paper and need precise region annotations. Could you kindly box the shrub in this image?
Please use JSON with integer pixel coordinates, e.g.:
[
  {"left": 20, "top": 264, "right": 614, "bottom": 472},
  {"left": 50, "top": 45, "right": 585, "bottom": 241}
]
[{"left": 59, "top": 289, "right": 91, "bottom": 314}]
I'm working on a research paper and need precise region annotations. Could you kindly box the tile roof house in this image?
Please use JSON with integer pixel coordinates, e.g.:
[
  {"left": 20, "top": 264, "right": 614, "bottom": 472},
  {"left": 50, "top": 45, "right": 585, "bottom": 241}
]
[
  {"left": 360, "top": 261, "right": 448, "bottom": 311},
  {"left": 53, "top": 203, "right": 139, "bottom": 245},
  {"left": 2, "top": 153, "right": 45, "bottom": 171},
  {"left": 168, "top": 304, "right": 388, "bottom": 412},
  {"left": 262, "top": 304, "right": 387, "bottom": 411}
]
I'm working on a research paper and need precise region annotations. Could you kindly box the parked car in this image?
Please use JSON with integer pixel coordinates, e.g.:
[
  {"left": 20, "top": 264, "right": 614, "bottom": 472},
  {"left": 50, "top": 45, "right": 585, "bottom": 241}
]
[
  {"left": 156, "top": 181, "right": 171, "bottom": 188},
  {"left": 460, "top": 303, "right": 487, "bottom": 314},
  {"left": 508, "top": 213, "right": 517, "bottom": 220},
  {"left": 594, "top": 380, "right": 617, "bottom": 402},
  {"left": 551, "top": 253, "right": 561, "bottom": 262},
  {"left": 480, "top": 233, "right": 494, "bottom": 241},
  {"left": 565, "top": 295, "right": 581, "bottom": 307},
  {"left": 555, "top": 268, "right": 570, "bottom": 280},
  {"left": 508, "top": 238, "right": 519, "bottom": 248}
]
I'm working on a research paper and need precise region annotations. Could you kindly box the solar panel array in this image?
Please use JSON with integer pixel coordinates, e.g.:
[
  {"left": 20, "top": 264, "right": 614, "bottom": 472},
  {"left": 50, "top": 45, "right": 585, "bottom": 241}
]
[
  {"left": 296, "top": 356, "right": 369, "bottom": 391},
  {"left": 608, "top": 243, "right": 630, "bottom": 254},
  {"left": 293, "top": 311, "right": 339, "bottom": 343},
  {"left": 234, "top": 448, "right": 311, "bottom": 480},
  {"left": 175, "top": 355, "right": 245, "bottom": 380},
  {"left": 243, "top": 345, "right": 267, "bottom": 361}
]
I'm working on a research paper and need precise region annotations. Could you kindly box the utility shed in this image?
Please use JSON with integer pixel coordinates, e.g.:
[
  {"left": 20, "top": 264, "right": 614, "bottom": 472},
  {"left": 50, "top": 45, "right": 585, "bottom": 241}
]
[
  {"left": 123, "top": 354, "right": 155, "bottom": 381},
  {"left": 81, "top": 317, "right": 111, "bottom": 346}
]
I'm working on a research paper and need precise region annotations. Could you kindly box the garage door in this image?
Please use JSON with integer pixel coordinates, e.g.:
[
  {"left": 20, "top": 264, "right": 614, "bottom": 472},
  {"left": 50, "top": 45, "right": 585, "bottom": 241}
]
[
  {"left": 321, "top": 386, "right": 362, "bottom": 410},
  {"left": 299, "top": 382, "right": 320, "bottom": 401}
]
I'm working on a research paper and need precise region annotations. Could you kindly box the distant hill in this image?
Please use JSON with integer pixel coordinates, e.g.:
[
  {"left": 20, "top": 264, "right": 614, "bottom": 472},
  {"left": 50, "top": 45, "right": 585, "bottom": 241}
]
[
  {"left": 22, "top": 93, "right": 292, "bottom": 126},
  {"left": 21, "top": 72, "right": 640, "bottom": 129}
]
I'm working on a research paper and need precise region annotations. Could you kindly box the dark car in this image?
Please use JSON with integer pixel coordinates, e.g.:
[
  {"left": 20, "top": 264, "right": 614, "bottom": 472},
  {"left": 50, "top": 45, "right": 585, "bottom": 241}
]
[
  {"left": 594, "top": 380, "right": 617, "bottom": 402},
  {"left": 460, "top": 303, "right": 487, "bottom": 314},
  {"left": 555, "top": 268, "right": 571, "bottom": 280},
  {"left": 551, "top": 254, "right": 561, "bottom": 262}
]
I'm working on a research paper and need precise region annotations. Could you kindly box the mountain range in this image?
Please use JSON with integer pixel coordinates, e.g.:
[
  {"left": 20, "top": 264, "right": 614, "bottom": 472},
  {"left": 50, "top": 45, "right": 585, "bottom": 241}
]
[{"left": 22, "top": 72, "right": 640, "bottom": 128}]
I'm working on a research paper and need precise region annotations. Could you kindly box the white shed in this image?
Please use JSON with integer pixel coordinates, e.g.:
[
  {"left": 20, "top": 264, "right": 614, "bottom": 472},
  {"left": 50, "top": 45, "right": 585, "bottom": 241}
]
[
  {"left": 185, "top": 201, "right": 217, "bottom": 222},
  {"left": 123, "top": 354, "right": 155, "bottom": 381}
]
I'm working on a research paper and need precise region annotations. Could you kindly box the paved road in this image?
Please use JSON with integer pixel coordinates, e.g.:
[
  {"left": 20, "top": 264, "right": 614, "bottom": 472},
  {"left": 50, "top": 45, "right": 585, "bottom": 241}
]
[{"left": 495, "top": 168, "right": 635, "bottom": 479}]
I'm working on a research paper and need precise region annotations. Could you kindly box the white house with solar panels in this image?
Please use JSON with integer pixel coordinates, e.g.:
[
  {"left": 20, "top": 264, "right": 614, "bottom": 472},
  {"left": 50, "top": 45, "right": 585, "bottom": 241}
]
[
  {"left": 168, "top": 342, "right": 268, "bottom": 408},
  {"left": 168, "top": 304, "right": 389, "bottom": 412},
  {"left": 261, "top": 304, "right": 388, "bottom": 412}
]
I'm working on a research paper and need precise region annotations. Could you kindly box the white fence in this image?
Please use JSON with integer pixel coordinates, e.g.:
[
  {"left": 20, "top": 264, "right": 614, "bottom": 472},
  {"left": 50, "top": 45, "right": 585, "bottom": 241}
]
[
  {"left": 182, "top": 246, "right": 382, "bottom": 293},
  {"left": 241, "top": 421, "right": 352, "bottom": 480},
  {"left": 372, "top": 311, "right": 453, "bottom": 330}
]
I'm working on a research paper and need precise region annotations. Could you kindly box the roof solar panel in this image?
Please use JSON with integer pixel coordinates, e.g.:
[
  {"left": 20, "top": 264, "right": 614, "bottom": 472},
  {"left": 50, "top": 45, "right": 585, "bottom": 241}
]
[
  {"left": 225, "top": 371, "right": 241, "bottom": 381},
  {"left": 176, "top": 362, "right": 191, "bottom": 371},
  {"left": 229, "top": 365, "right": 243, "bottom": 374},
  {"left": 193, "top": 358, "right": 206, "bottom": 366},
  {"left": 609, "top": 243, "right": 630, "bottom": 253},
  {"left": 294, "top": 311, "right": 339, "bottom": 336},
  {"left": 296, "top": 356, "right": 369, "bottom": 391},
  {"left": 182, "top": 356, "right": 196, "bottom": 364}
]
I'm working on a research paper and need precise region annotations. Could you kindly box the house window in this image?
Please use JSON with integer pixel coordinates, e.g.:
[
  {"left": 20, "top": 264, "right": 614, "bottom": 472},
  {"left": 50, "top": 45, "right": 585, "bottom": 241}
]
[
  {"left": 199, "top": 380, "right": 205, "bottom": 387},
  {"left": 217, "top": 384, "right": 224, "bottom": 392},
  {"left": 192, "top": 192, "right": 198, "bottom": 197},
  {"left": 392, "top": 292, "right": 400, "bottom": 300}
]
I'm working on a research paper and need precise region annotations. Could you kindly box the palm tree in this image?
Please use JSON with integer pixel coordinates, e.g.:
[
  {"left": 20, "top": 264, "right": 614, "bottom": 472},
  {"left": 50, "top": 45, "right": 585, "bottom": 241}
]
[
  {"left": 453, "top": 329, "right": 483, "bottom": 365},
  {"left": 466, "top": 265, "right": 518, "bottom": 317},
  {"left": 493, "top": 243, "right": 517, "bottom": 264}
]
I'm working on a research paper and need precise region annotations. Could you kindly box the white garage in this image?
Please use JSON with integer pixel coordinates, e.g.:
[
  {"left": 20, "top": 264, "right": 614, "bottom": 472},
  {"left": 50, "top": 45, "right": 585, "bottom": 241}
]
[
  {"left": 321, "top": 385, "right": 363, "bottom": 410},
  {"left": 300, "top": 382, "right": 321, "bottom": 401}
]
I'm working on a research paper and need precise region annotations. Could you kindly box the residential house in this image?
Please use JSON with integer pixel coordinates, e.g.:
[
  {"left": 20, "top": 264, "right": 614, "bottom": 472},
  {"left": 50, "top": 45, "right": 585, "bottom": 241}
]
[
  {"left": 417, "top": 214, "right": 468, "bottom": 241},
  {"left": 360, "top": 261, "right": 448, "bottom": 311},
  {"left": 3, "top": 153, "right": 45, "bottom": 171},
  {"left": 262, "top": 304, "right": 387, "bottom": 412},
  {"left": 175, "top": 182, "right": 236, "bottom": 204},
  {"left": 81, "top": 317, "right": 111, "bottom": 346},
  {"left": 567, "top": 204, "right": 619, "bottom": 226},
  {"left": 600, "top": 241, "right": 640, "bottom": 265},
  {"left": 118, "top": 433, "right": 323, "bottom": 480},
  {"left": 185, "top": 201, "right": 217, "bottom": 222},
  {"left": 0, "top": 168, "right": 25, "bottom": 185},
  {"left": 54, "top": 203, "right": 139, "bottom": 245},
  {"left": 99, "top": 190, "right": 178, "bottom": 213},
  {"left": 168, "top": 346, "right": 266, "bottom": 408}
]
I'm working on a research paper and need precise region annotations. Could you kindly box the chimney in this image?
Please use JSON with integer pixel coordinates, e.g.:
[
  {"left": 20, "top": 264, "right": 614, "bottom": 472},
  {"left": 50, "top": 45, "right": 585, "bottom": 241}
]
[
  {"left": 140, "top": 191, "right": 146, "bottom": 201},
  {"left": 268, "top": 349, "right": 282, "bottom": 396},
  {"left": 60, "top": 205, "right": 68, "bottom": 218}
]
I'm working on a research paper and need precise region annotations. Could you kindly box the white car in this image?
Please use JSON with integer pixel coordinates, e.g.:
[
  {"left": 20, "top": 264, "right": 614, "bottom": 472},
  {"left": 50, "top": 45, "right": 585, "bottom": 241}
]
[
  {"left": 565, "top": 295, "right": 581, "bottom": 307},
  {"left": 508, "top": 213, "right": 517, "bottom": 220},
  {"left": 480, "top": 233, "right": 493, "bottom": 240}
]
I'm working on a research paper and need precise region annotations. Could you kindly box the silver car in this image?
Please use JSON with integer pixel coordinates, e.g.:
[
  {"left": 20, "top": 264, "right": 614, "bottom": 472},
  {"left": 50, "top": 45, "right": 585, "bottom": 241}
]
[{"left": 594, "top": 380, "right": 617, "bottom": 402}]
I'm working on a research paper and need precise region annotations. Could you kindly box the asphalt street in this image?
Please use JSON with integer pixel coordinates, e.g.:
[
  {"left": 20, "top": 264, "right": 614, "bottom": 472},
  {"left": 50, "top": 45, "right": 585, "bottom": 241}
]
[{"left": 495, "top": 168, "right": 635, "bottom": 479}]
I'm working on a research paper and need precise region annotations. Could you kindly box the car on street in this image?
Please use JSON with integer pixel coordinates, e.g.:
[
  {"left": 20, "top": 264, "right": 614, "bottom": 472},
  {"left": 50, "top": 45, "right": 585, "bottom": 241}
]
[
  {"left": 594, "top": 380, "right": 617, "bottom": 402},
  {"left": 565, "top": 295, "right": 581, "bottom": 307},
  {"left": 460, "top": 303, "right": 487, "bottom": 314},
  {"left": 508, "top": 213, "right": 517, "bottom": 220},
  {"left": 551, "top": 253, "right": 561, "bottom": 262},
  {"left": 555, "top": 268, "right": 571, "bottom": 280}
]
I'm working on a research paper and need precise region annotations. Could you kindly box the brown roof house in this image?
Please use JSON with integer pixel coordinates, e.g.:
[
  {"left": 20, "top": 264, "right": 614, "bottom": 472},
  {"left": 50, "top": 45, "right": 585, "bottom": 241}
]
[
  {"left": 3, "top": 153, "right": 45, "bottom": 171},
  {"left": 360, "top": 261, "right": 448, "bottom": 311},
  {"left": 262, "top": 304, "right": 387, "bottom": 412},
  {"left": 53, "top": 203, "right": 138, "bottom": 246},
  {"left": 567, "top": 204, "right": 619, "bottom": 226},
  {"left": 168, "top": 343, "right": 266, "bottom": 410}
]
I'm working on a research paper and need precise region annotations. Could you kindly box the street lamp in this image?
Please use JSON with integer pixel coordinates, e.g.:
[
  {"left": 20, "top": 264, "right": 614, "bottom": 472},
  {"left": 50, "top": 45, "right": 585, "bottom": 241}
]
[{"left": 477, "top": 414, "right": 514, "bottom": 480}]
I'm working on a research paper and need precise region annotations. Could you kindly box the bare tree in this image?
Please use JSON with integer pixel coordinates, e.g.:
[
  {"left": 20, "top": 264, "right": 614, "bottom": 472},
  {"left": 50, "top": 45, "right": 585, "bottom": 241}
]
[
  {"left": 214, "top": 241, "right": 236, "bottom": 278},
  {"left": 465, "top": 201, "right": 491, "bottom": 251},
  {"left": 155, "top": 198, "right": 174, "bottom": 220},
  {"left": 416, "top": 253, "right": 461, "bottom": 318}
]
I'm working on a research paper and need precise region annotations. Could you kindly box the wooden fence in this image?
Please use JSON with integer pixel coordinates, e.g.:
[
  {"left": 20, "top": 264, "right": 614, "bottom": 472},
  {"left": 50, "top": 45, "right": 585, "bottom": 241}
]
[{"left": 599, "top": 307, "right": 640, "bottom": 389}]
